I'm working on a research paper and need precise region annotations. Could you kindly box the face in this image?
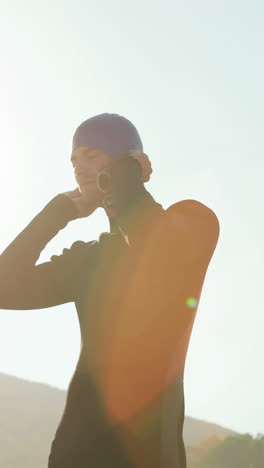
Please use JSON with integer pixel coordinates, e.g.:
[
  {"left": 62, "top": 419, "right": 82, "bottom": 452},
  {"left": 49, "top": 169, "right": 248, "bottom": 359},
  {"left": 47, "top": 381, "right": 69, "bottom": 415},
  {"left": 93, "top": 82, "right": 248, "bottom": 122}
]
[{"left": 70, "top": 146, "right": 114, "bottom": 207}]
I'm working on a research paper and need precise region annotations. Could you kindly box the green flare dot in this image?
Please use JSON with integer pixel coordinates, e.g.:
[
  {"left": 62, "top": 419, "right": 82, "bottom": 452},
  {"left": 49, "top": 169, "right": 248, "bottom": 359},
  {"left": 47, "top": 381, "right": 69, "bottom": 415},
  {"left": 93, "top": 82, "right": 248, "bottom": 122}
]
[{"left": 186, "top": 297, "right": 198, "bottom": 308}]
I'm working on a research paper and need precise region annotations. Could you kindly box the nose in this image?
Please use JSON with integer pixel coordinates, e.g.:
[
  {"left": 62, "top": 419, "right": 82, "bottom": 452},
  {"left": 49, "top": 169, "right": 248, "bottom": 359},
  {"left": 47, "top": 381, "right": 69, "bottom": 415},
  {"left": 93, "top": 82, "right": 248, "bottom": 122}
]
[
  {"left": 74, "top": 159, "right": 89, "bottom": 177},
  {"left": 74, "top": 167, "right": 86, "bottom": 177}
]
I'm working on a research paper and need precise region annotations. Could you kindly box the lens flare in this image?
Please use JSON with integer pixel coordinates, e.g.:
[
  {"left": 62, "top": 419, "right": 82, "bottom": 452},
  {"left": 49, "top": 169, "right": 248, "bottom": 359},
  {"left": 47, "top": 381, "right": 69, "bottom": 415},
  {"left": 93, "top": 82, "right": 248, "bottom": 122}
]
[{"left": 186, "top": 297, "right": 198, "bottom": 308}]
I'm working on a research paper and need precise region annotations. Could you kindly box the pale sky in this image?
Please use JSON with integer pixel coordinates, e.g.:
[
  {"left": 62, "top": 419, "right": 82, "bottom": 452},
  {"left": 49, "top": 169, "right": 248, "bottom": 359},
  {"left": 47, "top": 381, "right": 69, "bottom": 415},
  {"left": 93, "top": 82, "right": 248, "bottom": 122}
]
[{"left": 0, "top": 0, "right": 263, "bottom": 438}]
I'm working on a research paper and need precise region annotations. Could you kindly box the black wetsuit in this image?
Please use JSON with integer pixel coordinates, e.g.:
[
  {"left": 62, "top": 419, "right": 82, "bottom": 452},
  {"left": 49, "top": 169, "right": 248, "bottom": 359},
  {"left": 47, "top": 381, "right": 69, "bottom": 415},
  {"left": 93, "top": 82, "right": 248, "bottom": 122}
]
[{"left": 0, "top": 190, "right": 219, "bottom": 467}]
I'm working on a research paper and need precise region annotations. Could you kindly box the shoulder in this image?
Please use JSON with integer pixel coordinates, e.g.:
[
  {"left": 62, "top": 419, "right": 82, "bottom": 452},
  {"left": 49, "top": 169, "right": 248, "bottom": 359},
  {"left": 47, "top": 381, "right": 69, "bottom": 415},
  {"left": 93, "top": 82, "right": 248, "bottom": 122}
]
[
  {"left": 164, "top": 199, "right": 220, "bottom": 262},
  {"left": 50, "top": 240, "right": 98, "bottom": 264},
  {"left": 166, "top": 199, "right": 219, "bottom": 235},
  {"left": 167, "top": 198, "right": 219, "bottom": 222},
  {"left": 66, "top": 239, "right": 98, "bottom": 254},
  {"left": 69, "top": 232, "right": 120, "bottom": 255},
  {"left": 70, "top": 240, "right": 98, "bottom": 250}
]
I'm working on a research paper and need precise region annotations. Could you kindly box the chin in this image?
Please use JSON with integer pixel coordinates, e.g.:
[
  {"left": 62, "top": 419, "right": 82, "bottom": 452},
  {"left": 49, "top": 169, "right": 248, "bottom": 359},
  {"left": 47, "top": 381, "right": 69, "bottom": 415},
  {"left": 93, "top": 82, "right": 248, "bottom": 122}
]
[{"left": 81, "top": 186, "right": 102, "bottom": 204}]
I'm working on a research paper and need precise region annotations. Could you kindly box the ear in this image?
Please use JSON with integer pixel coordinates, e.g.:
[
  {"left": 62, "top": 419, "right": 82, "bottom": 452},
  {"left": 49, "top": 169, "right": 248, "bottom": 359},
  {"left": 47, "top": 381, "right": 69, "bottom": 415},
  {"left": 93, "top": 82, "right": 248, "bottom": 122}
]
[{"left": 125, "top": 151, "right": 153, "bottom": 182}]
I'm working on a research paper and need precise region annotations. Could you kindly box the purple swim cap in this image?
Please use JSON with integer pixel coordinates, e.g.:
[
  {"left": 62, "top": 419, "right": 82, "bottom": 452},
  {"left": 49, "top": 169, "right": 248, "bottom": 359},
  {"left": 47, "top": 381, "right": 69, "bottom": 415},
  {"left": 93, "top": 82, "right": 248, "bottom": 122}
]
[{"left": 72, "top": 113, "right": 143, "bottom": 159}]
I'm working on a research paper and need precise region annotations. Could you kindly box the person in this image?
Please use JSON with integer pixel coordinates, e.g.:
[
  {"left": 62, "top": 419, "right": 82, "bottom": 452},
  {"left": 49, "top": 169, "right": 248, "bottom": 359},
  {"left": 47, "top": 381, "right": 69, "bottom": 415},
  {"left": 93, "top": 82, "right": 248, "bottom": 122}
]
[{"left": 0, "top": 113, "right": 220, "bottom": 467}]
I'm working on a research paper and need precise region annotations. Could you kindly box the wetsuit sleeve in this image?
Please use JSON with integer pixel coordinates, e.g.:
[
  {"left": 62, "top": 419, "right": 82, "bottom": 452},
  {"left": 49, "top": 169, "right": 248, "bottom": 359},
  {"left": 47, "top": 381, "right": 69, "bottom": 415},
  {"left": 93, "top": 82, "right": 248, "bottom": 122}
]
[
  {"left": 166, "top": 199, "right": 220, "bottom": 267},
  {"left": 160, "top": 198, "right": 220, "bottom": 335},
  {"left": 0, "top": 194, "right": 93, "bottom": 310}
]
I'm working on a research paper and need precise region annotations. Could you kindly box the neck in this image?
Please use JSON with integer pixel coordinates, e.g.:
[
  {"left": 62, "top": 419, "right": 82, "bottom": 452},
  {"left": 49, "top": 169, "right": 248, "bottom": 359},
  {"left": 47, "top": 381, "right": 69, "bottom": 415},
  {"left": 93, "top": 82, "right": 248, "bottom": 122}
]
[{"left": 108, "top": 189, "right": 164, "bottom": 245}]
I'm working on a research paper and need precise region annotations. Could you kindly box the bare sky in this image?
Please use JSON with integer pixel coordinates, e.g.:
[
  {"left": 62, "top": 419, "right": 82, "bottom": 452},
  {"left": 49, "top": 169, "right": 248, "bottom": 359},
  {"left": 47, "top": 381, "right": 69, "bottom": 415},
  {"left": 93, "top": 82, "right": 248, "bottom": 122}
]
[{"left": 0, "top": 0, "right": 263, "bottom": 437}]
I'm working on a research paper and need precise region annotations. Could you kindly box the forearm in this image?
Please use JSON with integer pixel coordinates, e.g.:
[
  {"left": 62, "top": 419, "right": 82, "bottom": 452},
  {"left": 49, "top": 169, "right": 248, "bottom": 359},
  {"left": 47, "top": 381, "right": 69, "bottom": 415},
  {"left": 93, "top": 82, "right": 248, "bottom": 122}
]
[{"left": 0, "top": 194, "right": 78, "bottom": 297}]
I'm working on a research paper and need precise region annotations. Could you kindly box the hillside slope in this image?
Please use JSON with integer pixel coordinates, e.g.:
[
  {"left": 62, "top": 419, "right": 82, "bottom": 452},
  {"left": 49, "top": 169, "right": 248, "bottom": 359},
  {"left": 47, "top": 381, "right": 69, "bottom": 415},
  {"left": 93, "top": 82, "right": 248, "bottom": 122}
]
[{"left": 0, "top": 372, "right": 237, "bottom": 467}]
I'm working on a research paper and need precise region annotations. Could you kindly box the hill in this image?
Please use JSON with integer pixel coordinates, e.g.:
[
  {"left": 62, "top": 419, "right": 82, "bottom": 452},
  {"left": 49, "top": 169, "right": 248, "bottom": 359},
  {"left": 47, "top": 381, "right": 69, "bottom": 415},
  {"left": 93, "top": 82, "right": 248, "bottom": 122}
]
[{"left": 0, "top": 372, "right": 237, "bottom": 467}]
